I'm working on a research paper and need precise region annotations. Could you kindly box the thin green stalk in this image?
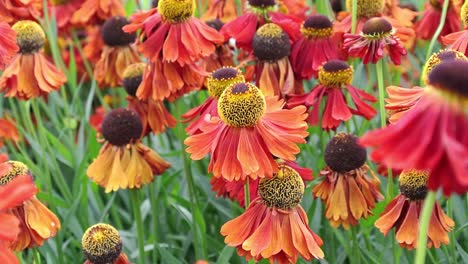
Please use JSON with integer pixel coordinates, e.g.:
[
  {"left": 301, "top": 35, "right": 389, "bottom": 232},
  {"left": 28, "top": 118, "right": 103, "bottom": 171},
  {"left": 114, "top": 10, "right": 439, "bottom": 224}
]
[
  {"left": 446, "top": 197, "right": 457, "bottom": 263},
  {"left": 131, "top": 190, "right": 146, "bottom": 264},
  {"left": 149, "top": 180, "right": 160, "bottom": 263},
  {"left": 244, "top": 179, "right": 251, "bottom": 209},
  {"left": 414, "top": 191, "right": 437, "bottom": 264},
  {"left": 351, "top": 0, "right": 358, "bottom": 34},
  {"left": 350, "top": 227, "right": 361, "bottom": 264},
  {"left": 424, "top": 0, "right": 450, "bottom": 63}
]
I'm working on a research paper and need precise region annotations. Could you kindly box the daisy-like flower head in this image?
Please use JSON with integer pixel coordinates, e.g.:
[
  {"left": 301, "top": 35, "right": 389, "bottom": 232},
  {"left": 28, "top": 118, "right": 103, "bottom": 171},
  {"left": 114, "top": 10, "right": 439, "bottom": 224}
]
[
  {"left": 415, "top": 0, "right": 460, "bottom": 41},
  {"left": 360, "top": 60, "right": 468, "bottom": 195},
  {"left": 442, "top": 1, "right": 468, "bottom": 56},
  {"left": 123, "top": 63, "right": 177, "bottom": 135},
  {"left": 291, "top": 14, "right": 339, "bottom": 79},
  {"left": 313, "top": 133, "right": 384, "bottom": 229},
  {"left": 82, "top": 223, "right": 130, "bottom": 264},
  {"left": 0, "top": 20, "right": 66, "bottom": 100},
  {"left": 94, "top": 16, "right": 140, "bottom": 88},
  {"left": 288, "top": 60, "right": 376, "bottom": 130},
  {"left": 344, "top": 17, "right": 407, "bottom": 65},
  {"left": 375, "top": 169, "right": 455, "bottom": 249},
  {"left": 0, "top": 161, "right": 61, "bottom": 251},
  {"left": 87, "top": 108, "right": 171, "bottom": 192},
  {"left": 183, "top": 66, "right": 245, "bottom": 135},
  {"left": 185, "top": 82, "right": 308, "bottom": 181},
  {"left": 345, "top": 0, "right": 385, "bottom": 18},
  {"left": 221, "top": 164, "right": 324, "bottom": 263}
]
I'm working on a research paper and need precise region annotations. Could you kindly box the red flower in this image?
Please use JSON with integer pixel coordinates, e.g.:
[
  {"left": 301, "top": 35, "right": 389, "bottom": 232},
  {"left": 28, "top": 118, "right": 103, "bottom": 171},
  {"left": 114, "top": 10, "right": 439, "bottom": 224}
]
[
  {"left": 0, "top": 0, "right": 42, "bottom": 23},
  {"left": 288, "top": 60, "right": 376, "bottom": 130},
  {"left": 48, "top": 0, "right": 83, "bottom": 30},
  {"left": 0, "top": 117, "right": 19, "bottom": 147},
  {"left": 441, "top": 1, "right": 468, "bottom": 55},
  {"left": 415, "top": 0, "right": 461, "bottom": 41},
  {"left": 343, "top": 17, "right": 407, "bottom": 65},
  {"left": 185, "top": 82, "right": 308, "bottom": 181},
  {"left": 0, "top": 22, "right": 18, "bottom": 70},
  {"left": 290, "top": 15, "right": 340, "bottom": 79},
  {"left": 360, "top": 60, "right": 468, "bottom": 195}
]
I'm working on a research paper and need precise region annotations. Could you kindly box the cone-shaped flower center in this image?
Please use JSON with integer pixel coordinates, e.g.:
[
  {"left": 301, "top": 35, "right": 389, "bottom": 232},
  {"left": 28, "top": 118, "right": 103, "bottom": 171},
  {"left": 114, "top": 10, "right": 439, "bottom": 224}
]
[
  {"left": 301, "top": 15, "right": 333, "bottom": 38},
  {"left": 346, "top": 0, "right": 384, "bottom": 18},
  {"left": 206, "top": 19, "right": 224, "bottom": 31},
  {"left": 122, "top": 63, "right": 146, "bottom": 97},
  {"left": 318, "top": 60, "right": 353, "bottom": 87},
  {"left": 324, "top": 133, "right": 367, "bottom": 173},
  {"left": 101, "top": 16, "right": 136, "bottom": 46},
  {"left": 218, "top": 82, "right": 266, "bottom": 127},
  {"left": 428, "top": 60, "right": 468, "bottom": 101},
  {"left": 259, "top": 165, "right": 305, "bottom": 209},
  {"left": 12, "top": 20, "right": 46, "bottom": 54},
  {"left": 253, "top": 23, "right": 291, "bottom": 61},
  {"left": 422, "top": 49, "right": 467, "bottom": 85},
  {"left": 0, "top": 161, "right": 30, "bottom": 186},
  {"left": 207, "top": 67, "right": 245, "bottom": 98},
  {"left": 462, "top": 1, "right": 468, "bottom": 27},
  {"left": 362, "top": 17, "right": 393, "bottom": 37},
  {"left": 82, "top": 223, "right": 123, "bottom": 264},
  {"left": 101, "top": 108, "right": 143, "bottom": 146},
  {"left": 158, "top": 0, "right": 194, "bottom": 23},
  {"left": 399, "top": 169, "right": 429, "bottom": 201}
]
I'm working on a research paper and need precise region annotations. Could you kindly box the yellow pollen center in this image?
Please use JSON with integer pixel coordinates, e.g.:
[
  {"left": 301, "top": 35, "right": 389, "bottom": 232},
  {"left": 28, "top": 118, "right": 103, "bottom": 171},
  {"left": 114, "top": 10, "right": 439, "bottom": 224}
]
[
  {"left": 207, "top": 68, "right": 245, "bottom": 98},
  {"left": 123, "top": 63, "right": 146, "bottom": 79},
  {"left": 346, "top": 0, "right": 384, "bottom": 18},
  {"left": 462, "top": 1, "right": 468, "bottom": 27},
  {"left": 258, "top": 165, "right": 305, "bottom": 209},
  {"left": 12, "top": 20, "right": 46, "bottom": 53},
  {"left": 82, "top": 224, "right": 122, "bottom": 258},
  {"left": 0, "top": 161, "right": 30, "bottom": 186},
  {"left": 318, "top": 66, "right": 354, "bottom": 87},
  {"left": 158, "top": 0, "right": 194, "bottom": 23},
  {"left": 399, "top": 169, "right": 429, "bottom": 189},
  {"left": 421, "top": 50, "right": 467, "bottom": 85},
  {"left": 217, "top": 82, "right": 266, "bottom": 127},
  {"left": 301, "top": 26, "right": 333, "bottom": 38},
  {"left": 256, "top": 23, "right": 283, "bottom": 38}
]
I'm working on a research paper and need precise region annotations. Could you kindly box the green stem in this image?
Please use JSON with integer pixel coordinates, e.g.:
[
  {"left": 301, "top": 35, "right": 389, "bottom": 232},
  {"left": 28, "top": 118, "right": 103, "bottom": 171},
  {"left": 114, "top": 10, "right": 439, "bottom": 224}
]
[
  {"left": 446, "top": 197, "right": 457, "bottom": 263},
  {"left": 351, "top": 226, "right": 361, "bottom": 264},
  {"left": 131, "top": 190, "right": 146, "bottom": 264},
  {"left": 149, "top": 180, "right": 160, "bottom": 263},
  {"left": 351, "top": 0, "right": 358, "bottom": 34},
  {"left": 414, "top": 191, "right": 437, "bottom": 264},
  {"left": 424, "top": 0, "right": 450, "bottom": 63},
  {"left": 244, "top": 179, "right": 251, "bottom": 209}
]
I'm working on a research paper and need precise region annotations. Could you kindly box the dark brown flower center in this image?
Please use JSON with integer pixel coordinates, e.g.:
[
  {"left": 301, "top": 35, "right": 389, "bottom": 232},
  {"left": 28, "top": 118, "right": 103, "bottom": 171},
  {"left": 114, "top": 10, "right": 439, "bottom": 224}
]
[
  {"left": 248, "top": 0, "right": 276, "bottom": 8},
  {"left": 101, "top": 108, "right": 143, "bottom": 146},
  {"left": 428, "top": 60, "right": 468, "bottom": 98},
  {"left": 319, "top": 60, "right": 354, "bottom": 87},
  {"left": 324, "top": 133, "right": 367, "bottom": 173},
  {"left": 207, "top": 67, "right": 245, "bottom": 98},
  {"left": 122, "top": 63, "right": 146, "bottom": 96},
  {"left": 206, "top": 19, "right": 224, "bottom": 31},
  {"left": 101, "top": 16, "right": 136, "bottom": 46},
  {"left": 399, "top": 169, "right": 428, "bottom": 201},
  {"left": 362, "top": 17, "right": 392, "bottom": 35},
  {"left": 253, "top": 23, "right": 290, "bottom": 61},
  {"left": 422, "top": 49, "right": 467, "bottom": 85},
  {"left": 82, "top": 223, "right": 123, "bottom": 264},
  {"left": 301, "top": 15, "right": 333, "bottom": 38}
]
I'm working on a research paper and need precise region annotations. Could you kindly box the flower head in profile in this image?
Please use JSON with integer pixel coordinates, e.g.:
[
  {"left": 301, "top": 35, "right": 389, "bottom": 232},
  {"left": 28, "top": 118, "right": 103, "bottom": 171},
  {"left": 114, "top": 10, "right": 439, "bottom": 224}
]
[
  {"left": 343, "top": 17, "right": 407, "bottom": 65},
  {"left": 0, "top": 20, "right": 66, "bottom": 100},
  {"left": 82, "top": 223, "right": 130, "bottom": 264},
  {"left": 288, "top": 60, "right": 376, "bottom": 130},
  {"left": 182, "top": 66, "right": 245, "bottom": 135},
  {"left": 415, "top": 0, "right": 460, "bottom": 41},
  {"left": 291, "top": 15, "right": 340, "bottom": 79},
  {"left": 122, "top": 63, "right": 176, "bottom": 135},
  {"left": 94, "top": 16, "right": 140, "bottom": 88},
  {"left": 335, "top": 0, "right": 385, "bottom": 33},
  {"left": 0, "top": 168, "right": 36, "bottom": 264},
  {"left": 442, "top": 1, "right": 468, "bottom": 56},
  {"left": 0, "top": 22, "right": 18, "bottom": 69},
  {"left": 221, "top": 164, "right": 324, "bottom": 263},
  {"left": 313, "top": 133, "right": 384, "bottom": 229},
  {"left": 0, "top": 161, "right": 61, "bottom": 251},
  {"left": 87, "top": 108, "right": 171, "bottom": 193},
  {"left": 360, "top": 60, "right": 468, "bottom": 195},
  {"left": 185, "top": 82, "right": 308, "bottom": 181},
  {"left": 375, "top": 169, "right": 454, "bottom": 249},
  {"left": 71, "top": 0, "right": 125, "bottom": 25},
  {"left": 252, "top": 23, "right": 298, "bottom": 98}
]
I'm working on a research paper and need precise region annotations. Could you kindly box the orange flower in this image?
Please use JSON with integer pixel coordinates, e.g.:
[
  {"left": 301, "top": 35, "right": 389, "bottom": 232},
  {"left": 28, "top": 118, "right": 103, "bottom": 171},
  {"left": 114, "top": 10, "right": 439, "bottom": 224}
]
[
  {"left": 123, "top": 63, "right": 176, "bottom": 135},
  {"left": 185, "top": 82, "right": 308, "bottom": 181},
  {"left": 313, "top": 133, "right": 384, "bottom": 229},
  {"left": 123, "top": 0, "right": 224, "bottom": 65},
  {"left": 0, "top": 22, "right": 19, "bottom": 69},
  {"left": 71, "top": 0, "right": 124, "bottom": 25},
  {"left": 0, "top": 0, "right": 42, "bottom": 23},
  {"left": 200, "top": 0, "right": 241, "bottom": 22},
  {"left": 0, "top": 21, "right": 66, "bottom": 100},
  {"left": 182, "top": 66, "right": 245, "bottom": 135},
  {"left": 87, "top": 108, "right": 170, "bottom": 193},
  {"left": 0, "top": 174, "right": 36, "bottom": 264},
  {"left": 203, "top": 19, "right": 234, "bottom": 73},
  {"left": 375, "top": 169, "right": 454, "bottom": 249},
  {"left": 48, "top": 0, "right": 83, "bottom": 30},
  {"left": 252, "top": 23, "right": 297, "bottom": 98},
  {"left": 221, "top": 164, "right": 324, "bottom": 263},
  {"left": 83, "top": 25, "right": 105, "bottom": 64},
  {"left": 0, "top": 161, "right": 60, "bottom": 251},
  {"left": 0, "top": 117, "right": 19, "bottom": 147},
  {"left": 0, "top": 153, "right": 8, "bottom": 163},
  {"left": 94, "top": 16, "right": 140, "bottom": 88},
  {"left": 82, "top": 223, "right": 131, "bottom": 264}
]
